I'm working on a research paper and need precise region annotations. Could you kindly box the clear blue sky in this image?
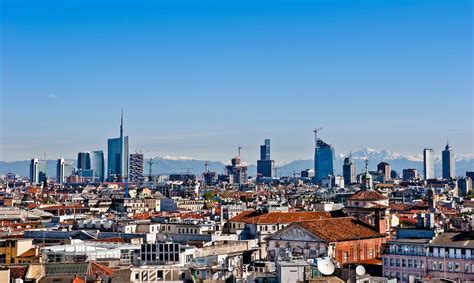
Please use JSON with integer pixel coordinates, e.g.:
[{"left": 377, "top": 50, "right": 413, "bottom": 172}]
[{"left": 1, "top": 0, "right": 472, "bottom": 163}]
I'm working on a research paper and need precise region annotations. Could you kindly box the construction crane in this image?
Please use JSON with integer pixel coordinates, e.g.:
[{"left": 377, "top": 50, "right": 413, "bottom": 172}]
[
  {"left": 204, "top": 161, "right": 210, "bottom": 173},
  {"left": 147, "top": 158, "right": 156, "bottom": 178},
  {"left": 313, "top": 127, "right": 323, "bottom": 146},
  {"left": 238, "top": 146, "right": 242, "bottom": 157}
]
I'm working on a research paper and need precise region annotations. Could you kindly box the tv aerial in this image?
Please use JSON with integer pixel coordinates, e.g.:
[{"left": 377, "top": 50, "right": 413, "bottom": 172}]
[{"left": 317, "top": 258, "right": 335, "bottom": 275}]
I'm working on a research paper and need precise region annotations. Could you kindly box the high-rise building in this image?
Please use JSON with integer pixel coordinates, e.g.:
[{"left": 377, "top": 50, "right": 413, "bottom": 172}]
[
  {"left": 458, "top": 177, "right": 472, "bottom": 197},
  {"left": 30, "top": 158, "right": 39, "bottom": 184},
  {"left": 314, "top": 139, "right": 335, "bottom": 183},
  {"left": 403, "top": 168, "right": 419, "bottom": 181},
  {"left": 442, "top": 143, "right": 455, "bottom": 179},
  {"left": 30, "top": 159, "right": 46, "bottom": 184},
  {"left": 108, "top": 111, "right": 129, "bottom": 182},
  {"left": 225, "top": 149, "right": 248, "bottom": 185},
  {"left": 423, "top": 148, "right": 435, "bottom": 180},
  {"left": 91, "top": 151, "right": 105, "bottom": 182},
  {"left": 257, "top": 139, "right": 275, "bottom": 179},
  {"left": 377, "top": 162, "right": 391, "bottom": 182},
  {"left": 342, "top": 156, "right": 356, "bottom": 186},
  {"left": 57, "top": 158, "right": 65, "bottom": 184},
  {"left": 77, "top": 151, "right": 105, "bottom": 182},
  {"left": 129, "top": 153, "right": 144, "bottom": 183}
]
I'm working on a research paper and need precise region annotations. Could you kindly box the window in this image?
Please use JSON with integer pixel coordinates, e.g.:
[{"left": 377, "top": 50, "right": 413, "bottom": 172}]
[
  {"left": 343, "top": 252, "right": 348, "bottom": 263},
  {"left": 383, "top": 258, "right": 388, "bottom": 266},
  {"left": 396, "top": 258, "right": 400, "bottom": 267},
  {"left": 414, "top": 260, "right": 419, "bottom": 269},
  {"left": 448, "top": 262, "right": 453, "bottom": 272},
  {"left": 439, "top": 262, "right": 443, "bottom": 271},
  {"left": 402, "top": 259, "right": 406, "bottom": 268},
  {"left": 432, "top": 262, "right": 437, "bottom": 270},
  {"left": 465, "top": 264, "right": 470, "bottom": 273},
  {"left": 390, "top": 258, "right": 394, "bottom": 267},
  {"left": 408, "top": 259, "right": 412, "bottom": 268},
  {"left": 454, "top": 263, "right": 460, "bottom": 272},
  {"left": 369, "top": 248, "right": 373, "bottom": 258}
]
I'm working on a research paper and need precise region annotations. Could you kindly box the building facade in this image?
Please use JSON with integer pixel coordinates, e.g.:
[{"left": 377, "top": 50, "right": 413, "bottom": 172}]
[
  {"left": 56, "top": 158, "right": 65, "bottom": 184},
  {"left": 343, "top": 156, "right": 356, "bottom": 186},
  {"left": 108, "top": 112, "right": 129, "bottom": 182},
  {"left": 314, "top": 139, "right": 335, "bottom": 184},
  {"left": 442, "top": 143, "right": 455, "bottom": 179},
  {"left": 130, "top": 153, "right": 144, "bottom": 183},
  {"left": 423, "top": 148, "right": 435, "bottom": 180}
]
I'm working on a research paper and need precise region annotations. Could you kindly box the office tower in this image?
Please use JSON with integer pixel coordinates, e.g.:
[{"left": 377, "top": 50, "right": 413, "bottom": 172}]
[
  {"left": 108, "top": 111, "right": 129, "bottom": 182},
  {"left": 77, "top": 151, "right": 104, "bottom": 182},
  {"left": 467, "top": 172, "right": 474, "bottom": 181},
  {"left": 30, "top": 159, "right": 39, "bottom": 184},
  {"left": 403, "top": 168, "right": 419, "bottom": 181},
  {"left": 129, "top": 153, "right": 144, "bottom": 183},
  {"left": 458, "top": 177, "right": 472, "bottom": 197},
  {"left": 225, "top": 149, "right": 248, "bottom": 185},
  {"left": 390, "top": 170, "right": 398, "bottom": 179},
  {"left": 442, "top": 142, "right": 455, "bottom": 179},
  {"left": 90, "top": 151, "right": 105, "bottom": 182},
  {"left": 257, "top": 139, "right": 275, "bottom": 179},
  {"left": 314, "top": 139, "right": 335, "bottom": 183},
  {"left": 423, "top": 148, "right": 435, "bottom": 180},
  {"left": 342, "top": 156, "right": 356, "bottom": 185},
  {"left": 301, "top": 169, "right": 315, "bottom": 179},
  {"left": 57, "top": 158, "right": 65, "bottom": 184},
  {"left": 260, "top": 139, "right": 270, "bottom": 160},
  {"left": 77, "top": 152, "right": 93, "bottom": 178},
  {"left": 377, "top": 162, "right": 391, "bottom": 182}
]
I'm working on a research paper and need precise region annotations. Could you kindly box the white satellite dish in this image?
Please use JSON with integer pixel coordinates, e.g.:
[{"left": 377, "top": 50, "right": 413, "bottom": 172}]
[
  {"left": 356, "top": 265, "right": 366, "bottom": 276},
  {"left": 317, "top": 258, "right": 335, "bottom": 275}
]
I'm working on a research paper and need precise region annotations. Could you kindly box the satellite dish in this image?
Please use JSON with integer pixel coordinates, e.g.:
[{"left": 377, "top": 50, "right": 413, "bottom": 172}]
[
  {"left": 356, "top": 265, "right": 366, "bottom": 276},
  {"left": 317, "top": 258, "right": 335, "bottom": 275},
  {"left": 227, "top": 266, "right": 233, "bottom": 272}
]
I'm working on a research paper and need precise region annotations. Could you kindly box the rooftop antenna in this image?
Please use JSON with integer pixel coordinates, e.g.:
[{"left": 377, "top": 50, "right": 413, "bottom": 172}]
[
  {"left": 238, "top": 146, "right": 242, "bottom": 157},
  {"left": 313, "top": 127, "right": 323, "bottom": 147}
]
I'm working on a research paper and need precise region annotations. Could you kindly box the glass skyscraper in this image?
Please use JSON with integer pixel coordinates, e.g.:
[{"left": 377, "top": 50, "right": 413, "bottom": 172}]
[
  {"left": 107, "top": 112, "right": 129, "bottom": 182},
  {"left": 314, "top": 139, "right": 335, "bottom": 183},
  {"left": 257, "top": 138, "right": 275, "bottom": 178},
  {"left": 77, "top": 151, "right": 105, "bottom": 182},
  {"left": 442, "top": 143, "right": 455, "bottom": 179}
]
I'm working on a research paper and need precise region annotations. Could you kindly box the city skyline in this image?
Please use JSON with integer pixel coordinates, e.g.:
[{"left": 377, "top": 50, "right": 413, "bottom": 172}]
[{"left": 1, "top": 0, "right": 472, "bottom": 162}]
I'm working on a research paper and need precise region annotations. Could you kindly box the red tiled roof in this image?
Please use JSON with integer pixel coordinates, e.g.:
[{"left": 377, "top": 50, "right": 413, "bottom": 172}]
[
  {"left": 17, "top": 248, "right": 38, "bottom": 258},
  {"left": 297, "top": 217, "right": 384, "bottom": 242},
  {"left": 348, "top": 190, "right": 388, "bottom": 201},
  {"left": 72, "top": 274, "right": 86, "bottom": 283},
  {"left": 230, "top": 210, "right": 332, "bottom": 224},
  {"left": 90, "top": 261, "right": 114, "bottom": 277}
]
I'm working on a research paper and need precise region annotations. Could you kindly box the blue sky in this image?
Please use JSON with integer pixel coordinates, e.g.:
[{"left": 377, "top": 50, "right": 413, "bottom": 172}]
[{"left": 1, "top": 0, "right": 472, "bottom": 163}]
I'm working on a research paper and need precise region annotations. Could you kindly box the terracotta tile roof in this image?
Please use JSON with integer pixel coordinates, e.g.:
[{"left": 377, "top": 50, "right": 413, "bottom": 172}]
[
  {"left": 72, "top": 274, "right": 86, "bottom": 283},
  {"left": 90, "top": 261, "right": 114, "bottom": 277},
  {"left": 297, "top": 217, "right": 384, "bottom": 242},
  {"left": 9, "top": 266, "right": 28, "bottom": 280},
  {"left": 17, "top": 248, "right": 38, "bottom": 258},
  {"left": 230, "top": 210, "right": 332, "bottom": 224},
  {"left": 347, "top": 190, "right": 388, "bottom": 201},
  {"left": 389, "top": 203, "right": 412, "bottom": 211}
]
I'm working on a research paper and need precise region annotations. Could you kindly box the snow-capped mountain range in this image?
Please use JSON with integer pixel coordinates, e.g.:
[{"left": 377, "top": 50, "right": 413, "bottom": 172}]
[{"left": 1, "top": 148, "right": 472, "bottom": 178}]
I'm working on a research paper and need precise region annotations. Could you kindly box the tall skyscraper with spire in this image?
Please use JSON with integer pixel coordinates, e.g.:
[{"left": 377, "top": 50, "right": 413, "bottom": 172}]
[
  {"left": 107, "top": 111, "right": 129, "bottom": 182},
  {"left": 442, "top": 142, "right": 455, "bottom": 179}
]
